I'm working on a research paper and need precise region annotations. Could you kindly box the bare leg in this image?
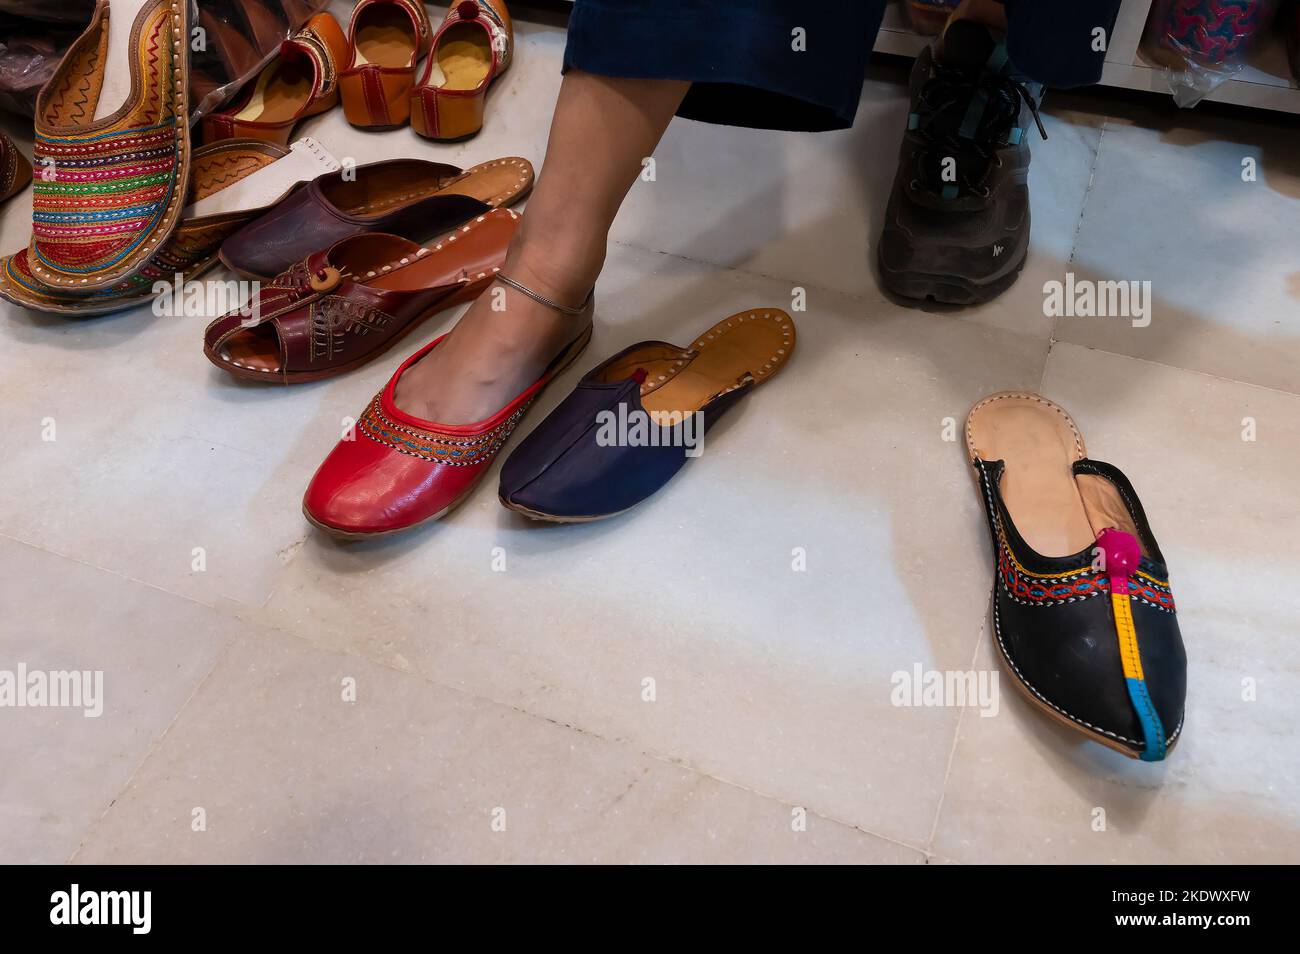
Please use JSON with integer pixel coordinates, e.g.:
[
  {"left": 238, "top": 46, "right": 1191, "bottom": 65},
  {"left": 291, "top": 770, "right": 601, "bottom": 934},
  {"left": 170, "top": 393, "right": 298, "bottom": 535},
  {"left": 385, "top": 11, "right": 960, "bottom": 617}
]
[{"left": 394, "top": 70, "right": 689, "bottom": 424}]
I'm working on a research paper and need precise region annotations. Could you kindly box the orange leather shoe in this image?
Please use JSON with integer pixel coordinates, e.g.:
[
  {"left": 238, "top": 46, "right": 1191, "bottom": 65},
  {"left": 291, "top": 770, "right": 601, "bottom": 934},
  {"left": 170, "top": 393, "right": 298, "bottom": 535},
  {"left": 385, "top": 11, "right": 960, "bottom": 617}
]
[
  {"left": 411, "top": 1, "right": 513, "bottom": 141},
  {"left": 339, "top": 0, "right": 432, "bottom": 129},
  {"left": 302, "top": 277, "right": 593, "bottom": 538},
  {"left": 201, "top": 12, "right": 349, "bottom": 146}
]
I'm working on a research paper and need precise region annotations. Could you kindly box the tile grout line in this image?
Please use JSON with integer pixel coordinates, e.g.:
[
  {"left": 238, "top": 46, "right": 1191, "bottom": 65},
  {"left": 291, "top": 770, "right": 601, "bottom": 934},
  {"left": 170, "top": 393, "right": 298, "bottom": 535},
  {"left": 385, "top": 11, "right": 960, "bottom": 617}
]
[
  {"left": 606, "top": 236, "right": 896, "bottom": 311},
  {"left": 241, "top": 609, "right": 932, "bottom": 860},
  {"left": 603, "top": 236, "right": 1058, "bottom": 363},
  {"left": 0, "top": 535, "right": 254, "bottom": 861},
  {"left": 922, "top": 595, "right": 992, "bottom": 855},
  {"left": 64, "top": 635, "right": 239, "bottom": 863},
  {"left": 1046, "top": 340, "right": 1300, "bottom": 400},
  {"left": 1066, "top": 115, "right": 1108, "bottom": 270},
  {"left": 1050, "top": 115, "right": 1109, "bottom": 358},
  {"left": 0, "top": 530, "right": 222, "bottom": 615}
]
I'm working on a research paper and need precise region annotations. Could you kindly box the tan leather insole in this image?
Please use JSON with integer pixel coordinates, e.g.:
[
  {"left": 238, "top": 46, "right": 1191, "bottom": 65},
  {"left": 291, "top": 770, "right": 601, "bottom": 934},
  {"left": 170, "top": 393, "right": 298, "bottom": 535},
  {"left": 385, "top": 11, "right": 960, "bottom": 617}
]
[
  {"left": 597, "top": 310, "right": 795, "bottom": 417},
  {"left": 439, "top": 158, "right": 533, "bottom": 208},
  {"left": 318, "top": 158, "right": 530, "bottom": 219},
  {"left": 966, "top": 392, "right": 1139, "bottom": 558},
  {"left": 355, "top": 8, "right": 417, "bottom": 68},
  {"left": 435, "top": 25, "right": 492, "bottom": 90},
  {"left": 234, "top": 56, "right": 314, "bottom": 124},
  {"left": 222, "top": 325, "right": 279, "bottom": 369}
]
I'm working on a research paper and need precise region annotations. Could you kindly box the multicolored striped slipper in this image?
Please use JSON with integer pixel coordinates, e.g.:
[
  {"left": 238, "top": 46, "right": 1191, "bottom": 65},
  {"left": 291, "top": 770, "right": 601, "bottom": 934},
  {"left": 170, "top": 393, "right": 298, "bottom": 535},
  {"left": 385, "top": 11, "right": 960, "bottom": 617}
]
[
  {"left": 26, "top": 0, "right": 191, "bottom": 292},
  {"left": 965, "top": 392, "right": 1187, "bottom": 762},
  {"left": 0, "top": 138, "right": 336, "bottom": 317}
]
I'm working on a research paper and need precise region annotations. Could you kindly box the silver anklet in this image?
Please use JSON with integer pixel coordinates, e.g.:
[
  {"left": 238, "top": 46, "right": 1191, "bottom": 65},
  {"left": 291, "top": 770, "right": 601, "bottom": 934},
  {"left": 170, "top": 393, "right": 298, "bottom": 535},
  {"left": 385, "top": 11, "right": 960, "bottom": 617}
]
[{"left": 495, "top": 274, "right": 592, "bottom": 316}]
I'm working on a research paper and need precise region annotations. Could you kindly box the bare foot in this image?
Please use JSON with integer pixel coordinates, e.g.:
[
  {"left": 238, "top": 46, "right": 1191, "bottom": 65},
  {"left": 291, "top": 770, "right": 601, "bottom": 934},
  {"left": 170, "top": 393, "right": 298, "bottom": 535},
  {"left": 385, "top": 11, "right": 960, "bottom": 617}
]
[{"left": 393, "top": 256, "right": 593, "bottom": 425}]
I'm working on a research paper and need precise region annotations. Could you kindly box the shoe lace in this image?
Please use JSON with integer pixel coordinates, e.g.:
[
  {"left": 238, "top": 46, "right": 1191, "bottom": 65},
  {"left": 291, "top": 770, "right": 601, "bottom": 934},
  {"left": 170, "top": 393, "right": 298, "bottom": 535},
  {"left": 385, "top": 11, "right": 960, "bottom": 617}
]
[{"left": 910, "top": 62, "right": 1047, "bottom": 199}]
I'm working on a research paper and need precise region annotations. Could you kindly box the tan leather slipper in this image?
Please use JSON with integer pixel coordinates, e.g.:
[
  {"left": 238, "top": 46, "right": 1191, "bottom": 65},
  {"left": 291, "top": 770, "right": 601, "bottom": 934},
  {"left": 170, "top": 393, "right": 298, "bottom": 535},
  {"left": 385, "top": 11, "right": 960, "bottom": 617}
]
[
  {"left": 339, "top": 0, "right": 432, "bottom": 129},
  {"left": 411, "top": 0, "right": 513, "bottom": 141}
]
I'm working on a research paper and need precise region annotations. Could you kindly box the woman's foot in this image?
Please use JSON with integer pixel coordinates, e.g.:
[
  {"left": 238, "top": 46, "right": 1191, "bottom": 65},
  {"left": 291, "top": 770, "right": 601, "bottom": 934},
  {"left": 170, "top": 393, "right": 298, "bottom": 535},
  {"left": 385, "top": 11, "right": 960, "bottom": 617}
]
[{"left": 393, "top": 255, "right": 594, "bottom": 425}]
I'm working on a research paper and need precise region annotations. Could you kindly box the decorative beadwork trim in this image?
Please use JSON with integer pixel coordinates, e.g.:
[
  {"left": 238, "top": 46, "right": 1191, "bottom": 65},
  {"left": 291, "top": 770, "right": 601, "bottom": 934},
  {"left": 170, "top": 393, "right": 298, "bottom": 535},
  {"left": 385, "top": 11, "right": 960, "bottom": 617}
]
[
  {"left": 996, "top": 535, "right": 1176, "bottom": 612},
  {"left": 974, "top": 459, "right": 1176, "bottom": 613},
  {"left": 357, "top": 394, "right": 529, "bottom": 466},
  {"left": 1, "top": 138, "right": 20, "bottom": 198}
]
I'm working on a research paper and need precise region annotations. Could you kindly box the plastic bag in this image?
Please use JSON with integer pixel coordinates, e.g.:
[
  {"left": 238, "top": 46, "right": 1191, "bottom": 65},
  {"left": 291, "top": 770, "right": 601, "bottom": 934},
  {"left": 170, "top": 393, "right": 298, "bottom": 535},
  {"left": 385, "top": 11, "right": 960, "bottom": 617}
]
[
  {"left": 0, "top": 1, "right": 96, "bottom": 23},
  {"left": 0, "top": 0, "right": 329, "bottom": 119},
  {"left": 1144, "top": 0, "right": 1282, "bottom": 107}
]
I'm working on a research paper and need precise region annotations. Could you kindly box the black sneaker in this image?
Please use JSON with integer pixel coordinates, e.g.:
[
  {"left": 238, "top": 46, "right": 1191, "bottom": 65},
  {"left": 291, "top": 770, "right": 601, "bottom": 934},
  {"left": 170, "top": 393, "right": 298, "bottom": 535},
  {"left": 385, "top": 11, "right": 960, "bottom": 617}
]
[{"left": 878, "top": 20, "right": 1047, "bottom": 305}]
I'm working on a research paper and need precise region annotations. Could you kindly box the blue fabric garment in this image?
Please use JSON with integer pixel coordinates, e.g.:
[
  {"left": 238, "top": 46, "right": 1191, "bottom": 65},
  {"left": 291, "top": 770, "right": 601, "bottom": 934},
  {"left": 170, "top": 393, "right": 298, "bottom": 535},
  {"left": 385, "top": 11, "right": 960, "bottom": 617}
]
[{"left": 563, "top": 0, "right": 1123, "bottom": 131}]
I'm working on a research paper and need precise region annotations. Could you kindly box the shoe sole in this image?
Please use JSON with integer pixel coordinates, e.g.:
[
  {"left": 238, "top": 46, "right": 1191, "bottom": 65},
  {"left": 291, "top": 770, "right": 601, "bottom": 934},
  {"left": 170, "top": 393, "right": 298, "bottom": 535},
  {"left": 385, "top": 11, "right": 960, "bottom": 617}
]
[
  {"left": 878, "top": 244, "right": 1027, "bottom": 306},
  {"left": 301, "top": 485, "right": 477, "bottom": 540},
  {"left": 0, "top": 252, "right": 226, "bottom": 318},
  {"left": 497, "top": 495, "right": 632, "bottom": 524}
]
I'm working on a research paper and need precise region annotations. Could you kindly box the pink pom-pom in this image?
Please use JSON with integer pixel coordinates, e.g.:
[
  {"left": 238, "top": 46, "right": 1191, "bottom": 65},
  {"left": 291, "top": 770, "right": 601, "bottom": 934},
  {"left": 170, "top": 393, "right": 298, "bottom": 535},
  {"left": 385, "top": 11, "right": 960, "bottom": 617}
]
[{"left": 1096, "top": 527, "right": 1141, "bottom": 586}]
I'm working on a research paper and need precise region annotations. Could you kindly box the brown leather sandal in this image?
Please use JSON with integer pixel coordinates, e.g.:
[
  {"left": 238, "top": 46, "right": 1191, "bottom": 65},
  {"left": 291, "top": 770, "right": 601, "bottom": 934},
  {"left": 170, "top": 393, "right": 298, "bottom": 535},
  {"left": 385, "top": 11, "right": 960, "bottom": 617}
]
[
  {"left": 0, "top": 131, "right": 31, "bottom": 204},
  {"left": 340, "top": 0, "right": 432, "bottom": 129},
  {"left": 203, "top": 207, "right": 521, "bottom": 384},
  {"left": 218, "top": 154, "right": 533, "bottom": 281}
]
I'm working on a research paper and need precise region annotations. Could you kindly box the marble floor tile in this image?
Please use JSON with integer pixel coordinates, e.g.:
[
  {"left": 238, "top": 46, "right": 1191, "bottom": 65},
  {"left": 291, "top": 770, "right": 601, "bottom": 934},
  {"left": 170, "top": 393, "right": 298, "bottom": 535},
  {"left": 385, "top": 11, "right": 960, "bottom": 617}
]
[
  {"left": 0, "top": 538, "right": 232, "bottom": 863},
  {"left": 74, "top": 626, "right": 922, "bottom": 864},
  {"left": 1060, "top": 106, "right": 1300, "bottom": 395}
]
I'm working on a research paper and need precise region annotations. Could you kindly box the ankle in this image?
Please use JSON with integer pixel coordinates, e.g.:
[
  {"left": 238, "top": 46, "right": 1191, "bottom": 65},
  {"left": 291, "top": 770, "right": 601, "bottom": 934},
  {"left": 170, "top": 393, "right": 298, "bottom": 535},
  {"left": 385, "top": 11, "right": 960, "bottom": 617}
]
[{"left": 504, "top": 235, "right": 604, "bottom": 309}]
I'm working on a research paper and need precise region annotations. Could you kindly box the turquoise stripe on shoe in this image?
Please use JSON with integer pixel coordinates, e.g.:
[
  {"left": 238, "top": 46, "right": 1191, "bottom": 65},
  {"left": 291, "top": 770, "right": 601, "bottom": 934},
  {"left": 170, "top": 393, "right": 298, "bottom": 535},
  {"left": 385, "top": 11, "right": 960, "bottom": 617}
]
[{"left": 1124, "top": 676, "right": 1168, "bottom": 761}]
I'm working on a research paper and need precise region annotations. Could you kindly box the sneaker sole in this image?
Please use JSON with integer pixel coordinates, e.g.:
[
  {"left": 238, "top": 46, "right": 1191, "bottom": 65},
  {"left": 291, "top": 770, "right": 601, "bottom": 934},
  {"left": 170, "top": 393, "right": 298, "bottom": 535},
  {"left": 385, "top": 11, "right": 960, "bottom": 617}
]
[{"left": 877, "top": 244, "right": 1028, "bottom": 306}]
